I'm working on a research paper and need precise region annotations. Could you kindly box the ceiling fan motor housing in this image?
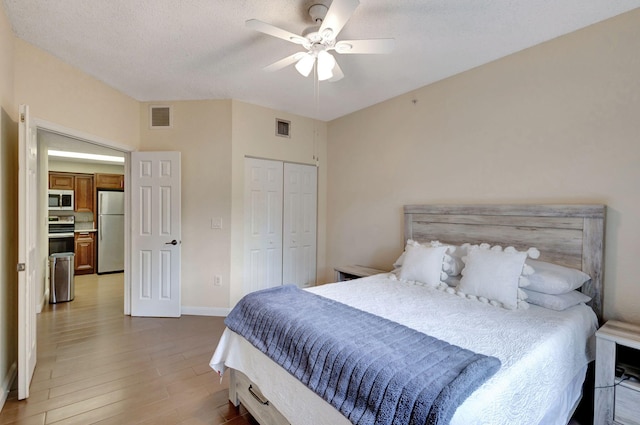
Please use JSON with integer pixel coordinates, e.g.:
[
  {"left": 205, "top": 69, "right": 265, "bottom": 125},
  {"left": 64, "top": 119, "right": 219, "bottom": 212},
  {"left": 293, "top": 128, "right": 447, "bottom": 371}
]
[{"left": 308, "top": 4, "right": 329, "bottom": 23}]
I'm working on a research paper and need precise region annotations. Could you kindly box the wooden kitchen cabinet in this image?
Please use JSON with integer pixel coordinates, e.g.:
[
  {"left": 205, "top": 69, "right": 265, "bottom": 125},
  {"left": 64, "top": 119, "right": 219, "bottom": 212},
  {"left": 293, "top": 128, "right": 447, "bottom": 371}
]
[
  {"left": 74, "top": 232, "right": 95, "bottom": 275},
  {"left": 74, "top": 174, "right": 94, "bottom": 213},
  {"left": 95, "top": 173, "right": 124, "bottom": 190},
  {"left": 49, "top": 172, "right": 75, "bottom": 190}
]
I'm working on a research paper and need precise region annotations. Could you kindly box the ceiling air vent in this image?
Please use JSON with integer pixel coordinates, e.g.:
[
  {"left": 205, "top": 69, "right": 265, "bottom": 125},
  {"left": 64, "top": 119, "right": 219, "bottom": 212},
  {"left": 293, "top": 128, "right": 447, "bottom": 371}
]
[
  {"left": 150, "top": 106, "right": 172, "bottom": 128},
  {"left": 275, "top": 118, "right": 291, "bottom": 138}
]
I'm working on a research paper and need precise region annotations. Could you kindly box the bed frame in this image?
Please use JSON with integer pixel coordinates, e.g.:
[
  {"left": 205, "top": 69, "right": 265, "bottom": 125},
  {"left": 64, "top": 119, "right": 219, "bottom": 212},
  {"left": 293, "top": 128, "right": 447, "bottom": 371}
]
[
  {"left": 404, "top": 204, "right": 606, "bottom": 322},
  {"left": 230, "top": 203, "right": 606, "bottom": 424}
]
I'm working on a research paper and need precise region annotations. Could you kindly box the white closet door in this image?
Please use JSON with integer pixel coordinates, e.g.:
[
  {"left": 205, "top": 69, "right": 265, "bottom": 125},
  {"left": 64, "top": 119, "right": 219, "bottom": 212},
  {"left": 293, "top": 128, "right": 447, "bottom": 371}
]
[
  {"left": 283, "top": 163, "right": 317, "bottom": 287},
  {"left": 244, "top": 158, "right": 283, "bottom": 294}
]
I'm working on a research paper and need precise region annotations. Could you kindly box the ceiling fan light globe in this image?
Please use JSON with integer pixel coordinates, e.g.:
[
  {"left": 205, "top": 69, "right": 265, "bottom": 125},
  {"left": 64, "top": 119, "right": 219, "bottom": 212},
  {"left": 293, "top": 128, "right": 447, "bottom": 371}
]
[
  {"left": 317, "top": 51, "right": 336, "bottom": 81},
  {"left": 318, "top": 68, "right": 333, "bottom": 81},
  {"left": 295, "top": 53, "right": 315, "bottom": 77}
]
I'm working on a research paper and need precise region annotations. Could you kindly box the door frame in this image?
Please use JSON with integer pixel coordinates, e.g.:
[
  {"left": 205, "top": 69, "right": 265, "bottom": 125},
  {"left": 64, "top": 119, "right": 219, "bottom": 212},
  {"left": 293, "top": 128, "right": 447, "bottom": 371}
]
[{"left": 32, "top": 117, "right": 134, "bottom": 314}]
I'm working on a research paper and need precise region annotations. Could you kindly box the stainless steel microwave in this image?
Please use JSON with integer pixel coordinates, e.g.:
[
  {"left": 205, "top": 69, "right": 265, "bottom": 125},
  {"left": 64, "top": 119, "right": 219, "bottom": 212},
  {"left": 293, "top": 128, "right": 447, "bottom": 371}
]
[{"left": 48, "top": 189, "right": 74, "bottom": 210}]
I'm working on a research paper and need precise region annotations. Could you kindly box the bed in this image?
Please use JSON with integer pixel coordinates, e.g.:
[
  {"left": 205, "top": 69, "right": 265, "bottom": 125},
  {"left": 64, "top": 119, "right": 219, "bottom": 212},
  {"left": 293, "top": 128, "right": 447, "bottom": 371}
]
[{"left": 210, "top": 204, "right": 606, "bottom": 425}]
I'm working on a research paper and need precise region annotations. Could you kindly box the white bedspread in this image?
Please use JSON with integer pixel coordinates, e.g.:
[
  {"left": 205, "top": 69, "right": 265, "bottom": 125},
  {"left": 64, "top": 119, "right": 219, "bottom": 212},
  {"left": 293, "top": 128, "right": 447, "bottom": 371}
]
[{"left": 211, "top": 273, "right": 598, "bottom": 425}]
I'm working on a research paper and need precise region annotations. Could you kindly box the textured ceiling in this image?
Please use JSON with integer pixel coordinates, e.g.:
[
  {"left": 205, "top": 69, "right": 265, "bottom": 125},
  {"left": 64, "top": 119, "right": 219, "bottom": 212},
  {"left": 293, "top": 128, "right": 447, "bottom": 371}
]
[{"left": 4, "top": 0, "right": 640, "bottom": 121}]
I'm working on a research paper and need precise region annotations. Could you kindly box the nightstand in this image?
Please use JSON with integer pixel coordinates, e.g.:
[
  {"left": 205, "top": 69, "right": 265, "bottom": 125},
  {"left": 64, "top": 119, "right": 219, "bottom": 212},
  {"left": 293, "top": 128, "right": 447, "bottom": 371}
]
[
  {"left": 334, "top": 265, "right": 387, "bottom": 282},
  {"left": 595, "top": 320, "right": 640, "bottom": 425}
]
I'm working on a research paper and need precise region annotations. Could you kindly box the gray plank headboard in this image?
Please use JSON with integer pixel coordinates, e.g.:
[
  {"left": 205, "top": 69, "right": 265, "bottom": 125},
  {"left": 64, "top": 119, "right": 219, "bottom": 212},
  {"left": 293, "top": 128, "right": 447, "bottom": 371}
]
[{"left": 403, "top": 204, "right": 606, "bottom": 322}]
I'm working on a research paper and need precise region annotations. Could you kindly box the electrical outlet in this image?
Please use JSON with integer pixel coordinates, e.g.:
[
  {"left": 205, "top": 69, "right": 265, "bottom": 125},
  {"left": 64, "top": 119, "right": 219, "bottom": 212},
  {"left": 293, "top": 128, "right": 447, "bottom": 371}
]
[
  {"left": 214, "top": 275, "right": 222, "bottom": 286},
  {"left": 211, "top": 217, "right": 222, "bottom": 229}
]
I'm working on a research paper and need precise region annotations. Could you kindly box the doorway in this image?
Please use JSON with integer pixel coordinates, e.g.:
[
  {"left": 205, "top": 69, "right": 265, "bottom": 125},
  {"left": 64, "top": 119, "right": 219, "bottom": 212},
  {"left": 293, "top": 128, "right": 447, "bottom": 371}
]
[
  {"left": 18, "top": 110, "right": 135, "bottom": 400},
  {"left": 35, "top": 122, "right": 132, "bottom": 314}
]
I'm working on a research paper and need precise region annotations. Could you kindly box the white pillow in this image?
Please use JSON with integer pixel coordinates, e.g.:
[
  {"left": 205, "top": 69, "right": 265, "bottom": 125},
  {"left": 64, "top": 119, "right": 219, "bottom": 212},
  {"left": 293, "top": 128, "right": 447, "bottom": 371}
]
[
  {"left": 457, "top": 244, "right": 539, "bottom": 310},
  {"left": 392, "top": 239, "right": 420, "bottom": 268},
  {"left": 523, "top": 289, "right": 591, "bottom": 311},
  {"left": 393, "top": 240, "right": 454, "bottom": 278},
  {"left": 525, "top": 260, "right": 591, "bottom": 294},
  {"left": 445, "top": 244, "right": 467, "bottom": 276},
  {"left": 398, "top": 244, "right": 449, "bottom": 287},
  {"left": 443, "top": 275, "right": 460, "bottom": 287}
]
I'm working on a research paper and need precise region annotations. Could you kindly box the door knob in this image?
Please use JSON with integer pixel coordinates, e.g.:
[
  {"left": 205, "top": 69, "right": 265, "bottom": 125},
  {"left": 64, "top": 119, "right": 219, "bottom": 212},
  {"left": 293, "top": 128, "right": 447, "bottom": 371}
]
[{"left": 165, "top": 239, "right": 178, "bottom": 245}]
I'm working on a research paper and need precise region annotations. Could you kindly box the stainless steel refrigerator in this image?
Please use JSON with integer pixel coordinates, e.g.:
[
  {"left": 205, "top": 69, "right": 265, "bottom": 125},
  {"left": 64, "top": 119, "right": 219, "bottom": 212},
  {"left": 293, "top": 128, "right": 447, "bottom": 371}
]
[{"left": 97, "top": 190, "right": 124, "bottom": 274}]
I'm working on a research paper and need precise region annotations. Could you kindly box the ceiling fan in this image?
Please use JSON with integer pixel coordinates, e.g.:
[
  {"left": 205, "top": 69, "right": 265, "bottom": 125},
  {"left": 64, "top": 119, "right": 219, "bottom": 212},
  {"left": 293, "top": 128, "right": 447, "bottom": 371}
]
[{"left": 246, "top": 0, "right": 395, "bottom": 82}]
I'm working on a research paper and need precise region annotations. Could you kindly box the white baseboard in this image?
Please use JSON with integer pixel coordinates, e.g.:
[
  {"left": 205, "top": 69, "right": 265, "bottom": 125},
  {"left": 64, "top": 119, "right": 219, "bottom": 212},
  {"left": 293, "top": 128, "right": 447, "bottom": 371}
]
[
  {"left": 0, "top": 361, "right": 17, "bottom": 413},
  {"left": 181, "top": 306, "right": 230, "bottom": 317}
]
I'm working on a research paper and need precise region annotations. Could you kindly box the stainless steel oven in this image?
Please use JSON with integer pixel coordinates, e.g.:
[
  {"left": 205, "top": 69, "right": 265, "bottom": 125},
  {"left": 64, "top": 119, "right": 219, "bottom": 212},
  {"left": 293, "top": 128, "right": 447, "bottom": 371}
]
[{"left": 48, "top": 215, "right": 75, "bottom": 255}]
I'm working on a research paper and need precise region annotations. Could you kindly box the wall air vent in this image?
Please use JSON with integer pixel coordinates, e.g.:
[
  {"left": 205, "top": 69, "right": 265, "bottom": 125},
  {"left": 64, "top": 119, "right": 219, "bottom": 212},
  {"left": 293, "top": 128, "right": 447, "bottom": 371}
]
[
  {"left": 150, "top": 106, "right": 172, "bottom": 128},
  {"left": 275, "top": 118, "right": 291, "bottom": 138}
]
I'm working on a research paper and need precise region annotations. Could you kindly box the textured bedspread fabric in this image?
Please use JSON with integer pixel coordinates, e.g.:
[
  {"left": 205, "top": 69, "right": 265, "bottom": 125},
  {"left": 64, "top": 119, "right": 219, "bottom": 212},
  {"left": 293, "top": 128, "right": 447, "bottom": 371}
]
[
  {"left": 211, "top": 273, "right": 598, "bottom": 425},
  {"left": 224, "top": 285, "right": 501, "bottom": 425},
  {"left": 308, "top": 274, "right": 599, "bottom": 424}
]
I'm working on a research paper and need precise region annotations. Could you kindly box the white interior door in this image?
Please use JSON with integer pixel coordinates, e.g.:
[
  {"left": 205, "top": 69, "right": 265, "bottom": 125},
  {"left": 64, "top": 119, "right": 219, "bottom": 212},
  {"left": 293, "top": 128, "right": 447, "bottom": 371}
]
[
  {"left": 130, "top": 152, "right": 181, "bottom": 317},
  {"left": 283, "top": 163, "right": 317, "bottom": 287},
  {"left": 17, "top": 104, "right": 38, "bottom": 399},
  {"left": 244, "top": 158, "right": 283, "bottom": 294}
]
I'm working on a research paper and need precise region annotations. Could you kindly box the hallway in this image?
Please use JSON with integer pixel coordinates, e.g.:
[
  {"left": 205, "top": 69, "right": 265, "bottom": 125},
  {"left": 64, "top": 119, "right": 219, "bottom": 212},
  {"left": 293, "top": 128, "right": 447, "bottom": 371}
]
[{"left": 0, "top": 273, "right": 254, "bottom": 425}]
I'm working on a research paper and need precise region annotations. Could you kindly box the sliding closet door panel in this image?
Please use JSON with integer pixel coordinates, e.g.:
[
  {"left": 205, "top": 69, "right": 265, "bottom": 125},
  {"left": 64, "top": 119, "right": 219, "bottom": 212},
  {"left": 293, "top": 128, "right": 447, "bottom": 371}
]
[
  {"left": 244, "top": 158, "right": 283, "bottom": 294},
  {"left": 283, "top": 163, "right": 317, "bottom": 287}
]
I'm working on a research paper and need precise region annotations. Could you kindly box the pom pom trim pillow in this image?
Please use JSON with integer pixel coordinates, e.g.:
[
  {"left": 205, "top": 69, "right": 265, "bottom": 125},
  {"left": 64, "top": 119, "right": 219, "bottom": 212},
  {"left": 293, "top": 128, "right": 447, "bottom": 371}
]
[
  {"left": 393, "top": 240, "right": 455, "bottom": 280},
  {"left": 398, "top": 244, "right": 450, "bottom": 287},
  {"left": 457, "top": 244, "right": 539, "bottom": 310}
]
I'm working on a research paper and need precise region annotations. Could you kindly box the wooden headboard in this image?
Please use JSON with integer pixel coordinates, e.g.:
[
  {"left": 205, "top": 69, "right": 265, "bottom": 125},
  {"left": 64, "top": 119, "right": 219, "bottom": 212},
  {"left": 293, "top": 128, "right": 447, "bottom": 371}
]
[{"left": 404, "top": 204, "right": 606, "bottom": 322}]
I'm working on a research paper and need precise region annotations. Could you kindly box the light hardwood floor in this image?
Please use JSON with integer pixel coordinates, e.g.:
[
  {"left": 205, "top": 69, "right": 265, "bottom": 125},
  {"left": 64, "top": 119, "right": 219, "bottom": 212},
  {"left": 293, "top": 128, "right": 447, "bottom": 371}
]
[{"left": 0, "top": 273, "right": 256, "bottom": 425}]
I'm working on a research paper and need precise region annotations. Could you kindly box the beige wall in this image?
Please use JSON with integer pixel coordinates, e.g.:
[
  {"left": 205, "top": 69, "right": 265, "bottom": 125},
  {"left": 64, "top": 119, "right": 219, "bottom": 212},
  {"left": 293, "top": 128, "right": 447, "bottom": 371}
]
[
  {"left": 14, "top": 39, "right": 140, "bottom": 148},
  {"left": 139, "top": 100, "right": 233, "bottom": 314},
  {"left": 0, "top": 3, "right": 18, "bottom": 404},
  {"left": 229, "top": 100, "right": 328, "bottom": 306},
  {"left": 327, "top": 9, "right": 640, "bottom": 324}
]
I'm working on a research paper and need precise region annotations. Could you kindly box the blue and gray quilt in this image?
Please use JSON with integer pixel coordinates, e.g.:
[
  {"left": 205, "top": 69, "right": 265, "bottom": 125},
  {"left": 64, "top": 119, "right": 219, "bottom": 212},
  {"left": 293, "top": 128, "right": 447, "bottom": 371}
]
[{"left": 225, "top": 285, "right": 500, "bottom": 425}]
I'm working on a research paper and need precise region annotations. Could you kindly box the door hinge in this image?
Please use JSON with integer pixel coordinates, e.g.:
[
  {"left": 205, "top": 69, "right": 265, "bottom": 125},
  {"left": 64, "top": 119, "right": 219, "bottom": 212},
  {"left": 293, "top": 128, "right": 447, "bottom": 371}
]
[
  {"left": 20, "top": 113, "right": 25, "bottom": 123},
  {"left": 17, "top": 263, "right": 26, "bottom": 272}
]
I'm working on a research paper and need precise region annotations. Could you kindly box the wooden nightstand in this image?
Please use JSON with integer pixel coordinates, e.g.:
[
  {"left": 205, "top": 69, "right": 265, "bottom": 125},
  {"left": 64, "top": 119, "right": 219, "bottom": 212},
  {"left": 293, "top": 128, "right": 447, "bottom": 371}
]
[
  {"left": 595, "top": 320, "right": 640, "bottom": 425},
  {"left": 334, "top": 265, "right": 387, "bottom": 282}
]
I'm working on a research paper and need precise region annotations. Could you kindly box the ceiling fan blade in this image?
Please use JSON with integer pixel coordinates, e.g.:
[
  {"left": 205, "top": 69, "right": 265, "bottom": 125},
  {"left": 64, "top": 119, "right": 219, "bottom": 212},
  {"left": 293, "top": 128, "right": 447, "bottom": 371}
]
[
  {"left": 246, "top": 19, "right": 307, "bottom": 45},
  {"left": 334, "top": 39, "right": 395, "bottom": 54},
  {"left": 319, "top": 0, "right": 360, "bottom": 40},
  {"left": 328, "top": 62, "right": 344, "bottom": 82},
  {"left": 263, "top": 53, "right": 306, "bottom": 72}
]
